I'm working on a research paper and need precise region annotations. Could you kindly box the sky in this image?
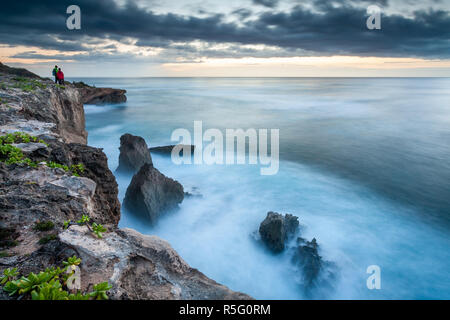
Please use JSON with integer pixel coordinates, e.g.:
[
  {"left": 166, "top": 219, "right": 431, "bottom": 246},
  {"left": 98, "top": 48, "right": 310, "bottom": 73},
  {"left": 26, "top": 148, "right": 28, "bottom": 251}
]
[{"left": 0, "top": 0, "right": 449, "bottom": 77}]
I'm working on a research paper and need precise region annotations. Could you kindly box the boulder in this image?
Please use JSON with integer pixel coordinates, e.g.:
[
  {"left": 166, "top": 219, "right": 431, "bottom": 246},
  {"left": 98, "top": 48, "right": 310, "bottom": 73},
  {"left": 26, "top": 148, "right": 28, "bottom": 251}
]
[
  {"left": 258, "top": 211, "right": 299, "bottom": 253},
  {"left": 123, "top": 163, "right": 184, "bottom": 225},
  {"left": 116, "top": 133, "right": 153, "bottom": 174}
]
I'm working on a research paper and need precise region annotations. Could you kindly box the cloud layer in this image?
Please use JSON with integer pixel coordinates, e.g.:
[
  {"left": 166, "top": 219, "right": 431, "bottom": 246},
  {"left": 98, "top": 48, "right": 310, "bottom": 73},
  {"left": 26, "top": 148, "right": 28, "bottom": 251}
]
[{"left": 1, "top": 0, "right": 449, "bottom": 64}]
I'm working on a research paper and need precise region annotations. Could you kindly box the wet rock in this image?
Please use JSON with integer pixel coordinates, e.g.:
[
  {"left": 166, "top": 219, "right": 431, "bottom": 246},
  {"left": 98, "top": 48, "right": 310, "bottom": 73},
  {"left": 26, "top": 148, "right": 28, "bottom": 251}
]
[
  {"left": 184, "top": 186, "right": 203, "bottom": 198},
  {"left": 259, "top": 211, "right": 299, "bottom": 253},
  {"left": 149, "top": 144, "right": 195, "bottom": 157},
  {"left": 293, "top": 238, "right": 322, "bottom": 288},
  {"left": 116, "top": 133, "right": 153, "bottom": 174},
  {"left": 292, "top": 237, "right": 337, "bottom": 294},
  {"left": 123, "top": 163, "right": 184, "bottom": 225}
]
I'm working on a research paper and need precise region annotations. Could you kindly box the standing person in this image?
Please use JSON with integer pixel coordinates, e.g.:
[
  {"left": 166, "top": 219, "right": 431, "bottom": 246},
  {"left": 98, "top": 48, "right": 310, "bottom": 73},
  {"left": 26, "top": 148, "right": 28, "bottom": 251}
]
[
  {"left": 56, "top": 68, "right": 64, "bottom": 85},
  {"left": 52, "top": 65, "right": 58, "bottom": 83}
]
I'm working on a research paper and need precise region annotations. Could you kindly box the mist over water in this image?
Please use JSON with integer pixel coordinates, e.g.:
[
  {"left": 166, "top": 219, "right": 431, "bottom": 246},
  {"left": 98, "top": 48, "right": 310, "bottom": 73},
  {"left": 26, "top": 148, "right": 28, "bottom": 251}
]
[{"left": 78, "top": 77, "right": 450, "bottom": 299}]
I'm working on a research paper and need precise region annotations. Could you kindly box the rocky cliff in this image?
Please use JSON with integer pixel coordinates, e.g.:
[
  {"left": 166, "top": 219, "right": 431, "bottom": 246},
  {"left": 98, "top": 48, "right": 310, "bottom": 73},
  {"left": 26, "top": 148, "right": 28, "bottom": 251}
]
[
  {"left": 73, "top": 81, "right": 127, "bottom": 105},
  {"left": 0, "top": 64, "right": 250, "bottom": 300}
]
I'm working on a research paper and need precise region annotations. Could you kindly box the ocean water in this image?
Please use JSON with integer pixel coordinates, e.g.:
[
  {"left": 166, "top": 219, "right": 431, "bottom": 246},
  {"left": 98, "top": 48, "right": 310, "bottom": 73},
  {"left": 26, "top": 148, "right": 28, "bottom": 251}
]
[{"left": 75, "top": 77, "right": 450, "bottom": 299}]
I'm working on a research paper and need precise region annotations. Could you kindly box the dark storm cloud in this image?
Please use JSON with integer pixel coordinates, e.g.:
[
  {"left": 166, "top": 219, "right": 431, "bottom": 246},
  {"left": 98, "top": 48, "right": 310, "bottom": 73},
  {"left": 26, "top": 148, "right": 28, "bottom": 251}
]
[
  {"left": 0, "top": 0, "right": 449, "bottom": 59},
  {"left": 252, "top": 0, "right": 280, "bottom": 8}
]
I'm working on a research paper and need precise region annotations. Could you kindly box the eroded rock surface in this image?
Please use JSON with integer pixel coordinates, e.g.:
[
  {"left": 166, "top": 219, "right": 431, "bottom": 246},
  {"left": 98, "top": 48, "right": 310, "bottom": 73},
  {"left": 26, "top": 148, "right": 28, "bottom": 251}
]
[
  {"left": 123, "top": 163, "right": 184, "bottom": 225},
  {"left": 73, "top": 81, "right": 127, "bottom": 105},
  {"left": 59, "top": 226, "right": 251, "bottom": 299},
  {"left": 259, "top": 211, "right": 299, "bottom": 253},
  {"left": 116, "top": 133, "right": 153, "bottom": 174}
]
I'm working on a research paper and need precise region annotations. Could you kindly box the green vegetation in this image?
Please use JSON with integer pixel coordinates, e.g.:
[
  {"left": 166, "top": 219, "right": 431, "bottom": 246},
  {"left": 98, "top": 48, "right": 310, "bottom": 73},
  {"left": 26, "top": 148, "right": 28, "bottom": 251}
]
[
  {"left": 75, "top": 215, "right": 107, "bottom": 239},
  {"left": 56, "top": 84, "right": 66, "bottom": 90},
  {"left": 0, "top": 132, "right": 46, "bottom": 168},
  {"left": 92, "top": 223, "right": 107, "bottom": 239},
  {"left": 62, "top": 256, "right": 81, "bottom": 267},
  {"left": 0, "top": 252, "right": 9, "bottom": 258},
  {"left": 0, "top": 132, "right": 84, "bottom": 176},
  {"left": 12, "top": 77, "right": 47, "bottom": 92},
  {"left": 0, "top": 227, "right": 19, "bottom": 249},
  {"left": 47, "top": 161, "right": 85, "bottom": 177},
  {"left": 0, "top": 268, "right": 18, "bottom": 285},
  {"left": 77, "top": 215, "right": 90, "bottom": 224},
  {"left": 0, "top": 257, "right": 112, "bottom": 300},
  {"left": 63, "top": 220, "right": 71, "bottom": 230},
  {"left": 38, "top": 234, "right": 57, "bottom": 245},
  {"left": 33, "top": 221, "right": 55, "bottom": 232}
]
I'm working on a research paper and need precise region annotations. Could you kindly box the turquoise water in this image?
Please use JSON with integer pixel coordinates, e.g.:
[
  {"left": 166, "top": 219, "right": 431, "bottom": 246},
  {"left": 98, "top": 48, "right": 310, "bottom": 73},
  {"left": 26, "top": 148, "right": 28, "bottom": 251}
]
[{"left": 77, "top": 77, "right": 450, "bottom": 299}]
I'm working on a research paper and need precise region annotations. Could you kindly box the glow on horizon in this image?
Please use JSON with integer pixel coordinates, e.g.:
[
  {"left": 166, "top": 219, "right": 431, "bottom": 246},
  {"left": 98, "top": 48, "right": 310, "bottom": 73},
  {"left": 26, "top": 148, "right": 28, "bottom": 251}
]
[
  {"left": 161, "top": 56, "right": 450, "bottom": 77},
  {"left": 1, "top": 45, "right": 450, "bottom": 77}
]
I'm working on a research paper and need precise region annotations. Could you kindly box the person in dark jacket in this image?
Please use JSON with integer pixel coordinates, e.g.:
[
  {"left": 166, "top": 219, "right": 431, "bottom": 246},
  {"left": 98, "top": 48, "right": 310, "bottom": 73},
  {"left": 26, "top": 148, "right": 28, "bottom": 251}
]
[
  {"left": 56, "top": 68, "right": 64, "bottom": 85},
  {"left": 52, "top": 65, "right": 58, "bottom": 83}
]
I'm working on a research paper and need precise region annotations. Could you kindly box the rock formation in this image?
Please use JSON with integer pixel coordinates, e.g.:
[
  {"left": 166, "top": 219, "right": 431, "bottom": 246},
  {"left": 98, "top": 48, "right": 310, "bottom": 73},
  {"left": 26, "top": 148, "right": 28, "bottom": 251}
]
[
  {"left": 73, "top": 81, "right": 127, "bottom": 105},
  {"left": 0, "top": 63, "right": 249, "bottom": 300},
  {"left": 259, "top": 211, "right": 299, "bottom": 253},
  {"left": 149, "top": 144, "right": 195, "bottom": 157},
  {"left": 258, "top": 212, "right": 336, "bottom": 295},
  {"left": 123, "top": 163, "right": 184, "bottom": 225},
  {"left": 116, "top": 133, "right": 153, "bottom": 174},
  {"left": 59, "top": 226, "right": 250, "bottom": 299}
]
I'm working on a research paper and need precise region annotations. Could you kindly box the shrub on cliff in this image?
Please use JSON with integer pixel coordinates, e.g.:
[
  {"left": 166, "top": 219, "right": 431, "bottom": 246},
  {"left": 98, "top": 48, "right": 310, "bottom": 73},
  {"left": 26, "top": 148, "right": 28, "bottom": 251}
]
[{"left": 0, "top": 256, "right": 112, "bottom": 300}]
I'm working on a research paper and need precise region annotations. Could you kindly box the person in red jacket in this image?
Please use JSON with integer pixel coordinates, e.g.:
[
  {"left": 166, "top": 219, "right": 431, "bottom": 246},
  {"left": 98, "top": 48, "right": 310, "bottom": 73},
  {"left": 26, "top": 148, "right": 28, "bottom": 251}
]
[{"left": 56, "top": 68, "right": 64, "bottom": 85}]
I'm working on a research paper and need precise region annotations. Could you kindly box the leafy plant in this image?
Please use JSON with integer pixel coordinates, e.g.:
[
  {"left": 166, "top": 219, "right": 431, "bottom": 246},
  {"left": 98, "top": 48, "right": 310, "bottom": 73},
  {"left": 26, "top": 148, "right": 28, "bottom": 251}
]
[
  {"left": 68, "top": 291, "right": 91, "bottom": 300},
  {"left": 46, "top": 161, "right": 85, "bottom": 177},
  {"left": 31, "top": 278, "right": 68, "bottom": 300},
  {"left": 75, "top": 215, "right": 107, "bottom": 239},
  {"left": 77, "top": 215, "right": 90, "bottom": 224},
  {"left": 0, "top": 256, "right": 111, "bottom": 300},
  {"left": 63, "top": 256, "right": 81, "bottom": 267},
  {"left": 63, "top": 220, "right": 71, "bottom": 230},
  {"left": 0, "top": 268, "right": 18, "bottom": 285},
  {"left": 33, "top": 221, "right": 55, "bottom": 232},
  {"left": 91, "top": 223, "right": 107, "bottom": 239},
  {"left": 90, "top": 282, "right": 112, "bottom": 300},
  {"left": 0, "top": 252, "right": 9, "bottom": 258}
]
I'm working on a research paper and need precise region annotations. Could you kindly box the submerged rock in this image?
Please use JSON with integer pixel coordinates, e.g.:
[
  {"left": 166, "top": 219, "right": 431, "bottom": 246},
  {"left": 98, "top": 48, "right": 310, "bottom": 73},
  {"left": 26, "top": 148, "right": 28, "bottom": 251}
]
[
  {"left": 116, "top": 133, "right": 153, "bottom": 174},
  {"left": 123, "top": 163, "right": 184, "bottom": 225},
  {"left": 259, "top": 211, "right": 299, "bottom": 253},
  {"left": 293, "top": 238, "right": 322, "bottom": 288},
  {"left": 292, "top": 237, "right": 337, "bottom": 294}
]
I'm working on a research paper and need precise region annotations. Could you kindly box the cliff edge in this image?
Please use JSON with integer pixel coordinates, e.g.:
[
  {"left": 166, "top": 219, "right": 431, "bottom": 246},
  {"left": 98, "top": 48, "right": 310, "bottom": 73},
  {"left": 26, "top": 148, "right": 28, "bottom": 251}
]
[{"left": 0, "top": 63, "right": 250, "bottom": 300}]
